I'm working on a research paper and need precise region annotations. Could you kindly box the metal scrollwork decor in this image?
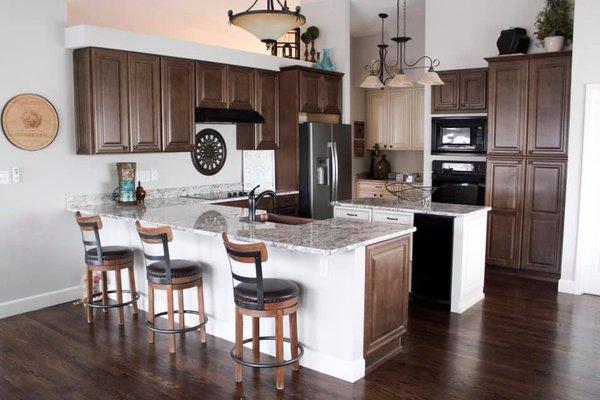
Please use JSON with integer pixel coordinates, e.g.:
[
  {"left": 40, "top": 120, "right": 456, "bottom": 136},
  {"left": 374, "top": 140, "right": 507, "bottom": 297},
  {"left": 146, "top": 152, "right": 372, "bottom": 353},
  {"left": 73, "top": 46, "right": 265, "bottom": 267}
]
[{"left": 191, "top": 129, "right": 227, "bottom": 176}]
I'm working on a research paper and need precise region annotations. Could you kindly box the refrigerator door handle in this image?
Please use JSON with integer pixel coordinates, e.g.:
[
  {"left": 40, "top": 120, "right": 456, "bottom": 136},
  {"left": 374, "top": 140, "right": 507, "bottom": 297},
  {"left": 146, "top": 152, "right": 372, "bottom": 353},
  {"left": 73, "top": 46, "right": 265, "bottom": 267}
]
[{"left": 331, "top": 141, "right": 339, "bottom": 203}]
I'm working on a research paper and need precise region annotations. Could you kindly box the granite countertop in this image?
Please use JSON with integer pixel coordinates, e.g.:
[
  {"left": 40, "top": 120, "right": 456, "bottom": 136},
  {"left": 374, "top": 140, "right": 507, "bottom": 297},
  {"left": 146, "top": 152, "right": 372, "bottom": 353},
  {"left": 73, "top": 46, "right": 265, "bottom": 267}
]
[
  {"left": 334, "top": 198, "right": 491, "bottom": 218},
  {"left": 184, "top": 189, "right": 299, "bottom": 203},
  {"left": 69, "top": 197, "right": 415, "bottom": 256}
]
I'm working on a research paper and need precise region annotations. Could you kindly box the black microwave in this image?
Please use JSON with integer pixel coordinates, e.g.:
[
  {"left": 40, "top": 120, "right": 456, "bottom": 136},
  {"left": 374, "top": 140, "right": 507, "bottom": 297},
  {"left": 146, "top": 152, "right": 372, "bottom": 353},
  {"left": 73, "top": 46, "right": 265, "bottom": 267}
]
[{"left": 431, "top": 117, "right": 487, "bottom": 154}]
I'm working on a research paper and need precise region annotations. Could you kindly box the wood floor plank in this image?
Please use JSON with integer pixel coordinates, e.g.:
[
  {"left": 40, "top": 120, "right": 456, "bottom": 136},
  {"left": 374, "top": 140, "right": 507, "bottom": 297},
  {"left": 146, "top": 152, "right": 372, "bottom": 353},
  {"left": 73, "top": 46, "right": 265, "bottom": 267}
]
[{"left": 0, "top": 274, "right": 599, "bottom": 399}]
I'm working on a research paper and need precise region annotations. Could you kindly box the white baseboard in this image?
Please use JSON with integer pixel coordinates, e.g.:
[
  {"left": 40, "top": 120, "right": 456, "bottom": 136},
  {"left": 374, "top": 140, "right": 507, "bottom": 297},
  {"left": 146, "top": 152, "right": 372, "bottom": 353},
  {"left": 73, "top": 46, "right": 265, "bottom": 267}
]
[
  {"left": 0, "top": 286, "right": 81, "bottom": 319},
  {"left": 558, "top": 279, "right": 578, "bottom": 294}
]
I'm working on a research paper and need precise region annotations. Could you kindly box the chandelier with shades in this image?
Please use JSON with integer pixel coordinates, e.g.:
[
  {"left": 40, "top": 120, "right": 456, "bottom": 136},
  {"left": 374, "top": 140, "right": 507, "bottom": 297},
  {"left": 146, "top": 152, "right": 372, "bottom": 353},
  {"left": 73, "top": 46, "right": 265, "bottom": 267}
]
[
  {"left": 228, "top": 1, "right": 306, "bottom": 49},
  {"left": 360, "top": 0, "right": 444, "bottom": 88}
]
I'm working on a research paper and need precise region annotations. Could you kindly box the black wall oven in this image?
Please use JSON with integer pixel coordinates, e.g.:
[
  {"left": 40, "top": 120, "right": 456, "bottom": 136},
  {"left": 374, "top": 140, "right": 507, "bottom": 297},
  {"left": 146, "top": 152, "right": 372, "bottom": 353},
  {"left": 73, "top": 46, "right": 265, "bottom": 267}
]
[
  {"left": 431, "top": 117, "right": 487, "bottom": 154},
  {"left": 432, "top": 160, "right": 486, "bottom": 206}
]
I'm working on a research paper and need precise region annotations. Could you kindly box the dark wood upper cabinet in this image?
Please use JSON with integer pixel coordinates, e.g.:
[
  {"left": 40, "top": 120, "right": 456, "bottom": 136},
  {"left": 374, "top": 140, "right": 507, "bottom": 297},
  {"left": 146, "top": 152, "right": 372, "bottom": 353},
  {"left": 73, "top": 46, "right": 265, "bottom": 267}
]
[
  {"left": 527, "top": 56, "right": 571, "bottom": 157},
  {"left": 236, "top": 69, "right": 280, "bottom": 150},
  {"left": 487, "top": 60, "right": 529, "bottom": 156},
  {"left": 485, "top": 158, "right": 525, "bottom": 269},
  {"left": 254, "top": 70, "right": 279, "bottom": 149},
  {"left": 432, "top": 71, "right": 459, "bottom": 112},
  {"left": 321, "top": 74, "right": 342, "bottom": 114},
  {"left": 73, "top": 48, "right": 94, "bottom": 155},
  {"left": 460, "top": 69, "right": 487, "bottom": 110},
  {"left": 227, "top": 66, "right": 255, "bottom": 110},
  {"left": 432, "top": 69, "right": 487, "bottom": 114},
  {"left": 91, "top": 48, "right": 130, "bottom": 154},
  {"left": 521, "top": 159, "right": 566, "bottom": 273},
  {"left": 299, "top": 69, "right": 323, "bottom": 113},
  {"left": 364, "top": 236, "right": 410, "bottom": 372},
  {"left": 129, "top": 52, "right": 161, "bottom": 152},
  {"left": 196, "top": 61, "right": 228, "bottom": 109},
  {"left": 161, "top": 57, "right": 195, "bottom": 152}
]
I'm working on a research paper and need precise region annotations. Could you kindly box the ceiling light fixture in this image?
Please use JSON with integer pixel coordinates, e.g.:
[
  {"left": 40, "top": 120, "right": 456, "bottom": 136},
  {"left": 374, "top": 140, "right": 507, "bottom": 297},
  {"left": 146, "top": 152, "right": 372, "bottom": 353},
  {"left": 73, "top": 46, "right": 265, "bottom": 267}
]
[
  {"left": 360, "top": 0, "right": 444, "bottom": 88},
  {"left": 228, "top": 1, "right": 306, "bottom": 49}
]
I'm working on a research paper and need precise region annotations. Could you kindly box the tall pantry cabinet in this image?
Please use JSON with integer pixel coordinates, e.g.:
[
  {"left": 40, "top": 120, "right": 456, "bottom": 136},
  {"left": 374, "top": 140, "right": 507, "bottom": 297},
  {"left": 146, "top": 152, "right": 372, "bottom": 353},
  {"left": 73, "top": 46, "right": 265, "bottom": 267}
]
[{"left": 485, "top": 52, "right": 571, "bottom": 281}]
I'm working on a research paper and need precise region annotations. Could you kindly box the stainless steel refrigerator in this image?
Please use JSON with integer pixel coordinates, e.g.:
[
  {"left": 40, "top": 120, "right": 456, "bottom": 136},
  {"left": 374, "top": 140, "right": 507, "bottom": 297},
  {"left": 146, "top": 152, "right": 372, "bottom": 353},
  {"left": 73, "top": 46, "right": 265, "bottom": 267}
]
[{"left": 299, "top": 122, "right": 352, "bottom": 219}]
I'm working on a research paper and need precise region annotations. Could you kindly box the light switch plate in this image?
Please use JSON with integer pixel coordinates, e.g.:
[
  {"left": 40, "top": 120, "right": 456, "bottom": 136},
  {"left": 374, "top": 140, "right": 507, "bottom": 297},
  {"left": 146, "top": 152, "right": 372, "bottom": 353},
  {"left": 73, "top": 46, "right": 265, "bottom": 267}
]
[{"left": 0, "top": 171, "right": 9, "bottom": 184}]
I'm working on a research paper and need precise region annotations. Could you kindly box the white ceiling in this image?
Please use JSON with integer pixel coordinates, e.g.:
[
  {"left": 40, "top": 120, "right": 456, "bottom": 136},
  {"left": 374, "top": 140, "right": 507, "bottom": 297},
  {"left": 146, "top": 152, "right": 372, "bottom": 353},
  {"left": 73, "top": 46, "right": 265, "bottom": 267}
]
[{"left": 301, "top": 0, "right": 421, "bottom": 37}]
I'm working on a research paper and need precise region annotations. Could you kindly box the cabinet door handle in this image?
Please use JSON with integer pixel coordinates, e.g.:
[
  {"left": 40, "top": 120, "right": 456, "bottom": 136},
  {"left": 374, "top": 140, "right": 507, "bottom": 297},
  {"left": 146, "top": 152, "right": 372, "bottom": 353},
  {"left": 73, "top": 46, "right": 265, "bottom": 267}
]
[
  {"left": 122, "top": 146, "right": 128, "bottom": 150},
  {"left": 346, "top": 213, "right": 358, "bottom": 217},
  {"left": 386, "top": 217, "right": 399, "bottom": 221},
  {"left": 374, "top": 186, "right": 382, "bottom": 189}
]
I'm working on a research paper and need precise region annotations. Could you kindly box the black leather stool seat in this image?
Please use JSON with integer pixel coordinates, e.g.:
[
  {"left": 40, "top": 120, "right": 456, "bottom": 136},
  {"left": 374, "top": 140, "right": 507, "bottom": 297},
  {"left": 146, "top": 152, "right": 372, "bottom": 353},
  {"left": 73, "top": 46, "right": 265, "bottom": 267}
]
[
  {"left": 234, "top": 278, "right": 299, "bottom": 309},
  {"left": 146, "top": 259, "right": 202, "bottom": 284},
  {"left": 85, "top": 246, "right": 133, "bottom": 265}
]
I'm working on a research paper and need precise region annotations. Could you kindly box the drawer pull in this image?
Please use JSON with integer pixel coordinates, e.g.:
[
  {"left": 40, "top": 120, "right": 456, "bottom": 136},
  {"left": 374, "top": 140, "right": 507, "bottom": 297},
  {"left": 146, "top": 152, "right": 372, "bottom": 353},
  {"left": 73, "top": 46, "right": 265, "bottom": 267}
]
[
  {"left": 374, "top": 186, "right": 382, "bottom": 189},
  {"left": 386, "top": 217, "right": 398, "bottom": 221},
  {"left": 346, "top": 213, "right": 358, "bottom": 217}
]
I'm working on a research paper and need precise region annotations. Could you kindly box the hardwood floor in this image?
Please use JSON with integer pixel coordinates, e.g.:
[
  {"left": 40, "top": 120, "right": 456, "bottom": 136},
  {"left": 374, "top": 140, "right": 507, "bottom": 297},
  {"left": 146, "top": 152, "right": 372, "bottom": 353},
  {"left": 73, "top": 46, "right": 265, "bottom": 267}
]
[{"left": 1, "top": 274, "right": 599, "bottom": 399}]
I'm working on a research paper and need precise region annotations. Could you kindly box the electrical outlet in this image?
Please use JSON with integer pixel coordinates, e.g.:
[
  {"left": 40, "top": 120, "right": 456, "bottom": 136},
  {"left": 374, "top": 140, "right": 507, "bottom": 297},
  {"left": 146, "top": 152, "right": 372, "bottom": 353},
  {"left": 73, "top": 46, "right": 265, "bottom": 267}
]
[
  {"left": 0, "top": 171, "right": 9, "bottom": 184},
  {"left": 11, "top": 167, "right": 20, "bottom": 183},
  {"left": 151, "top": 170, "right": 158, "bottom": 181}
]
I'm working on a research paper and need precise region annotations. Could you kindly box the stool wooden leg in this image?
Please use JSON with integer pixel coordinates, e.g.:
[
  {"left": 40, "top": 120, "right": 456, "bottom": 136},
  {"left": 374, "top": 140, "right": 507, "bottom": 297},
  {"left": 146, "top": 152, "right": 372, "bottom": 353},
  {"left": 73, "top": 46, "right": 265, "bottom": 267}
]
[
  {"left": 275, "top": 309, "right": 285, "bottom": 390},
  {"left": 196, "top": 280, "right": 207, "bottom": 344},
  {"left": 101, "top": 271, "right": 108, "bottom": 314},
  {"left": 115, "top": 269, "right": 125, "bottom": 325},
  {"left": 289, "top": 311, "right": 299, "bottom": 371},
  {"left": 147, "top": 286, "right": 155, "bottom": 344},
  {"left": 86, "top": 268, "right": 94, "bottom": 324},
  {"left": 128, "top": 266, "right": 138, "bottom": 315},
  {"left": 178, "top": 289, "right": 185, "bottom": 337},
  {"left": 166, "top": 286, "right": 176, "bottom": 353},
  {"left": 235, "top": 307, "right": 243, "bottom": 383},
  {"left": 252, "top": 317, "right": 260, "bottom": 362}
]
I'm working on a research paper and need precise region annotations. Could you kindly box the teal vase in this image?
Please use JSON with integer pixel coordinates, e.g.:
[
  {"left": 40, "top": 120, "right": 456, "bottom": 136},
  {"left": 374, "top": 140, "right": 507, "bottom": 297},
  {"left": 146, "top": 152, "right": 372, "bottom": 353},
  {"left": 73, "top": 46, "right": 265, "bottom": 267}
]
[{"left": 320, "top": 49, "right": 335, "bottom": 71}]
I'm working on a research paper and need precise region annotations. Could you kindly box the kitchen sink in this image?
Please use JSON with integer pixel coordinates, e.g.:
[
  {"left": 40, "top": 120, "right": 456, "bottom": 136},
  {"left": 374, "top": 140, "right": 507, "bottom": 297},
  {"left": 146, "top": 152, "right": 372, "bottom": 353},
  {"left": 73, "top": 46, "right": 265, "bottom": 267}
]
[{"left": 250, "top": 214, "right": 314, "bottom": 225}]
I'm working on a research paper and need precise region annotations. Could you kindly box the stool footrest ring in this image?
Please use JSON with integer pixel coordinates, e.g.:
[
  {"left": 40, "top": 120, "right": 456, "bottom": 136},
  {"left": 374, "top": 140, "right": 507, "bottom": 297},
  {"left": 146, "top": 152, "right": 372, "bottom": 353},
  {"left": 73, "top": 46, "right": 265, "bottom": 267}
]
[
  {"left": 83, "top": 290, "right": 140, "bottom": 309},
  {"left": 230, "top": 336, "right": 304, "bottom": 368},
  {"left": 146, "top": 310, "right": 208, "bottom": 334}
]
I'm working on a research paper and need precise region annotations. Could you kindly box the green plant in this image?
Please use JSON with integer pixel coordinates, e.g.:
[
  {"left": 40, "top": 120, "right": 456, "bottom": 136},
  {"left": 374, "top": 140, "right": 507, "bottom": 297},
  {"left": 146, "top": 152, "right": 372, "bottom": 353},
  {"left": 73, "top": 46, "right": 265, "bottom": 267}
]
[
  {"left": 300, "top": 32, "right": 312, "bottom": 44},
  {"left": 303, "top": 26, "right": 320, "bottom": 42},
  {"left": 534, "top": 0, "right": 574, "bottom": 42}
]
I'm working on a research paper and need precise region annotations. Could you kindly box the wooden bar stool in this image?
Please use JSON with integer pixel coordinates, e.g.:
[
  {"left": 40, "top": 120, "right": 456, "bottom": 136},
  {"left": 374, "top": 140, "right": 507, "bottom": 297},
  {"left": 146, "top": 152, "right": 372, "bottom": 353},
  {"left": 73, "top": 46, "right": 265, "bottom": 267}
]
[
  {"left": 75, "top": 212, "right": 139, "bottom": 325},
  {"left": 135, "top": 221, "right": 208, "bottom": 354},
  {"left": 222, "top": 233, "right": 303, "bottom": 391}
]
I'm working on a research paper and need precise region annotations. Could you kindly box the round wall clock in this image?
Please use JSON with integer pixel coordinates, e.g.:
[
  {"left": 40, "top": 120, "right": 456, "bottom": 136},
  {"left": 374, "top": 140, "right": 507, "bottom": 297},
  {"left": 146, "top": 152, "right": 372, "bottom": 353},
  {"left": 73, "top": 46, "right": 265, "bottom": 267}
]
[
  {"left": 1, "top": 93, "right": 59, "bottom": 151},
  {"left": 191, "top": 128, "right": 227, "bottom": 176}
]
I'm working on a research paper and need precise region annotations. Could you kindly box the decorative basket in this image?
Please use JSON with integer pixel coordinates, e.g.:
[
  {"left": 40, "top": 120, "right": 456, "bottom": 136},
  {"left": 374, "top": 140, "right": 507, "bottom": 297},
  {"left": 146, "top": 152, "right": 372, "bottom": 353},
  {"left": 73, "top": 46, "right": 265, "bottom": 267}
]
[{"left": 385, "top": 182, "right": 438, "bottom": 210}]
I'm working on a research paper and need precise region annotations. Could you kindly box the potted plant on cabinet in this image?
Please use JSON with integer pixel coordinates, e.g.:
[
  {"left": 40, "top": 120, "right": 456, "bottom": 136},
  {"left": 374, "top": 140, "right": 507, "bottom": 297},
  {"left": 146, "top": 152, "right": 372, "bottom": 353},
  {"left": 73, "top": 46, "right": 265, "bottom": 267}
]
[{"left": 534, "top": 0, "right": 574, "bottom": 52}]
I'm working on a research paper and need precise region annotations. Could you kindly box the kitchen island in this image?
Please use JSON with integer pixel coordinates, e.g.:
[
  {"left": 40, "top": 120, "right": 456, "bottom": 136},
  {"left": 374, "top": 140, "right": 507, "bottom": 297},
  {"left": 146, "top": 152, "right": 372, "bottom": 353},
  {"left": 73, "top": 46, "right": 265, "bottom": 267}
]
[
  {"left": 68, "top": 197, "right": 415, "bottom": 382},
  {"left": 334, "top": 198, "right": 491, "bottom": 314}
]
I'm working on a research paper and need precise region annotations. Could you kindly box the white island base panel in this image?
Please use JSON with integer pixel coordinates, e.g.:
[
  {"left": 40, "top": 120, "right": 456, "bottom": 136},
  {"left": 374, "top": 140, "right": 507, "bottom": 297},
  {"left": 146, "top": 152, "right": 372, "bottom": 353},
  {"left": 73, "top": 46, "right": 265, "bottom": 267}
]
[
  {"left": 101, "top": 218, "right": 368, "bottom": 383},
  {"left": 450, "top": 211, "right": 487, "bottom": 314}
]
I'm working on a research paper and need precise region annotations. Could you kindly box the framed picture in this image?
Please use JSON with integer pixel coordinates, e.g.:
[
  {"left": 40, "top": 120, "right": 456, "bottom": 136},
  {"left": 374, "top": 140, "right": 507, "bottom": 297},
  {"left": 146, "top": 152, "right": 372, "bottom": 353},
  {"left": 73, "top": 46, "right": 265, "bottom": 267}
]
[
  {"left": 353, "top": 139, "right": 365, "bottom": 158},
  {"left": 354, "top": 121, "right": 365, "bottom": 139}
]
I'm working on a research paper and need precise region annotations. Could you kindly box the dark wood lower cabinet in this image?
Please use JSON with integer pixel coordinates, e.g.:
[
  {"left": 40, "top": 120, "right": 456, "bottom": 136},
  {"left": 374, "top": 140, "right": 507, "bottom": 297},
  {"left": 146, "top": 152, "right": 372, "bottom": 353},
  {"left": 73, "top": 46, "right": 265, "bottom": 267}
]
[
  {"left": 486, "top": 158, "right": 525, "bottom": 269},
  {"left": 520, "top": 159, "right": 567, "bottom": 273},
  {"left": 486, "top": 157, "right": 566, "bottom": 280},
  {"left": 364, "top": 235, "right": 410, "bottom": 373}
]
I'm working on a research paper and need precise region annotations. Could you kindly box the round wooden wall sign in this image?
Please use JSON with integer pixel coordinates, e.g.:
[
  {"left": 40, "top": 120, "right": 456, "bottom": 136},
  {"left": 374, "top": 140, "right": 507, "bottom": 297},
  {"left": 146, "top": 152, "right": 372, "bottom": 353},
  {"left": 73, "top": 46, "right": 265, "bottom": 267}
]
[{"left": 1, "top": 94, "right": 59, "bottom": 151}]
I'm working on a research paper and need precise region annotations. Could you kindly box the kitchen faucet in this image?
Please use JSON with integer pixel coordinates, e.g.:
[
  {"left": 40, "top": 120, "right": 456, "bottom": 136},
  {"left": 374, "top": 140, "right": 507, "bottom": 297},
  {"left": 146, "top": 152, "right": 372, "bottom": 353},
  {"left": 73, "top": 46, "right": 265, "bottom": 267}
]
[{"left": 248, "top": 185, "right": 276, "bottom": 222}]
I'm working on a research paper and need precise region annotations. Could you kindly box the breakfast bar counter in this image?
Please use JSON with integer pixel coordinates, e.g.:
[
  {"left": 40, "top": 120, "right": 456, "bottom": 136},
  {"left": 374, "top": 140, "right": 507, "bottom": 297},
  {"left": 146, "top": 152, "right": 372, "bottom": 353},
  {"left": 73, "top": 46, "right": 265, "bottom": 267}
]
[{"left": 68, "top": 197, "right": 415, "bottom": 382}]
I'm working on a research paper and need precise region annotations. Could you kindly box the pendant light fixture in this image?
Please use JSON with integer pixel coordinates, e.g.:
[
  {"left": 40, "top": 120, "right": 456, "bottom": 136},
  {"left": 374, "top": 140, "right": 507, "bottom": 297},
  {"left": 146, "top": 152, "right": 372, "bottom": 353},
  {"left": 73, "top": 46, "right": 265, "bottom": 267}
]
[
  {"left": 228, "top": 1, "right": 306, "bottom": 49},
  {"left": 360, "top": 0, "right": 444, "bottom": 88}
]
